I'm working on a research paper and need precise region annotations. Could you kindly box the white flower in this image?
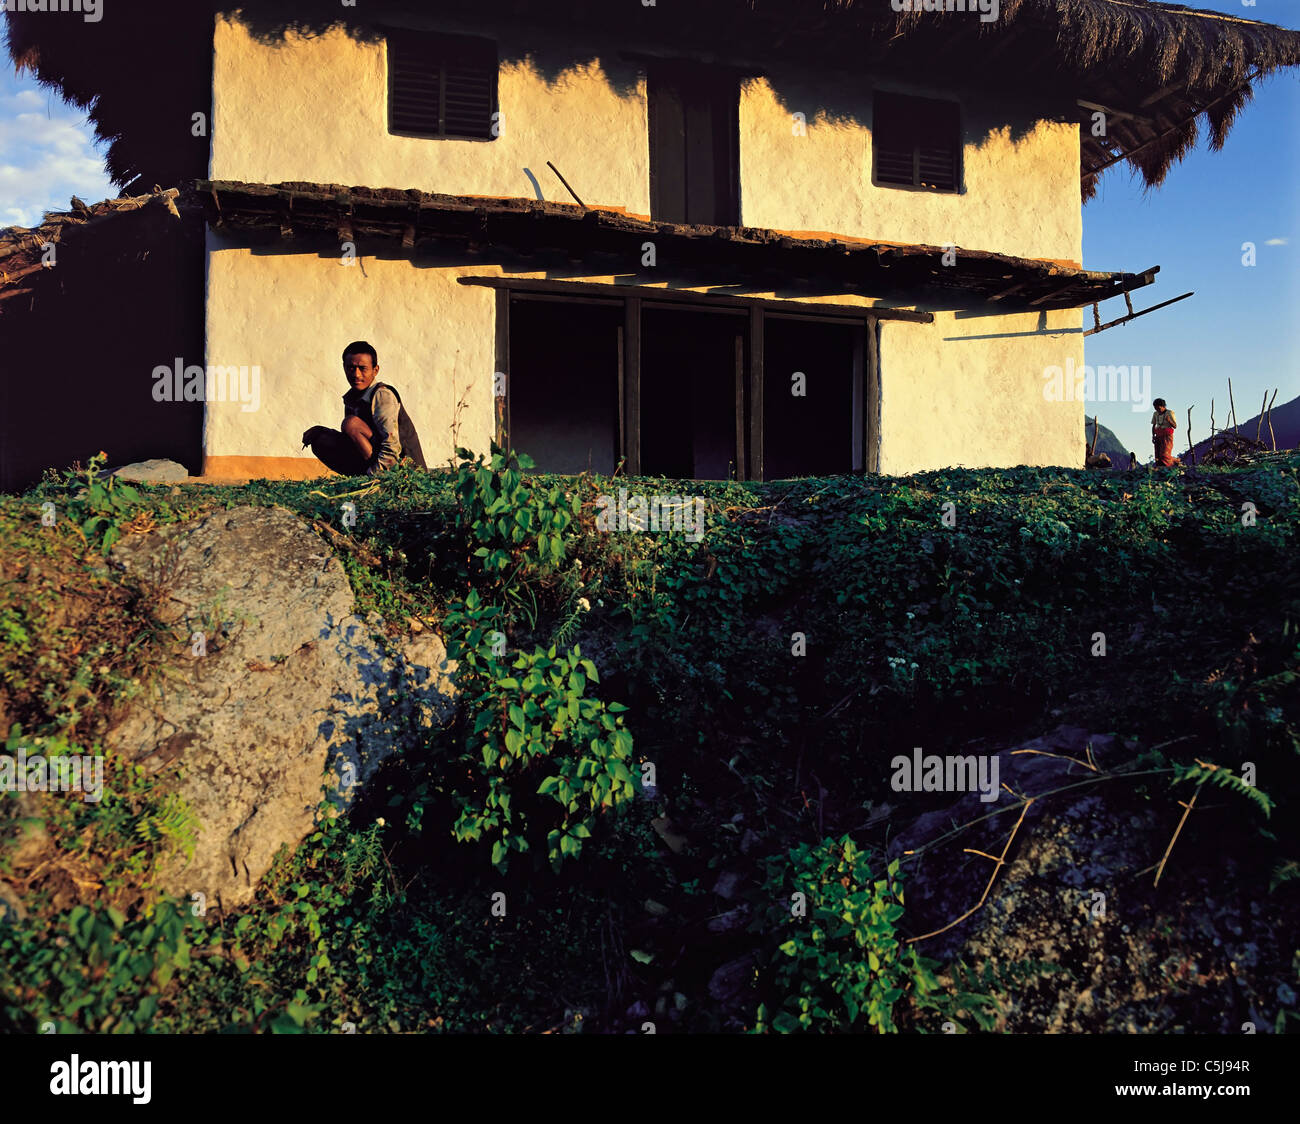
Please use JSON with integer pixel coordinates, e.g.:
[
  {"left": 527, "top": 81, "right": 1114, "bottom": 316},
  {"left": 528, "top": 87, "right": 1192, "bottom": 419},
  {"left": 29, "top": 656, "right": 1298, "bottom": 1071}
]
[
  {"left": 577, "top": 597, "right": 591, "bottom": 612},
  {"left": 376, "top": 817, "right": 386, "bottom": 827}
]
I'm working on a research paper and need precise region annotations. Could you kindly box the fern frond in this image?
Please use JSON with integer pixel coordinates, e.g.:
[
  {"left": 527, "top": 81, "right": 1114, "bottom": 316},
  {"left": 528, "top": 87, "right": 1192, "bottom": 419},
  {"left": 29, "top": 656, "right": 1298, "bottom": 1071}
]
[
  {"left": 133, "top": 794, "right": 200, "bottom": 861},
  {"left": 1172, "top": 761, "right": 1273, "bottom": 818},
  {"left": 1271, "top": 860, "right": 1300, "bottom": 892}
]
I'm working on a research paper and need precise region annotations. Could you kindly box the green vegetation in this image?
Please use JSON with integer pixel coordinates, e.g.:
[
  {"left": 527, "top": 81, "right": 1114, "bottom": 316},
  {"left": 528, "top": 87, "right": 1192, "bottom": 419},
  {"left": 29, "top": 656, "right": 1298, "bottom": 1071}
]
[
  {"left": 1, "top": 451, "right": 1297, "bottom": 1032},
  {"left": 752, "top": 835, "right": 946, "bottom": 1033}
]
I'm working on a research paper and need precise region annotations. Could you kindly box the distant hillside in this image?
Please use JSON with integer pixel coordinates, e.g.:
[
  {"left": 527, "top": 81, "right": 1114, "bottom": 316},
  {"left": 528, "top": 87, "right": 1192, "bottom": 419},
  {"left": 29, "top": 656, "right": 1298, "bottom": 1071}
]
[
  {"left": 1083, "top": 418, "right": 1133, "bottom": 466},
  {"left": 1189, "top": 394, "right": 1300, "bottom": 460}
]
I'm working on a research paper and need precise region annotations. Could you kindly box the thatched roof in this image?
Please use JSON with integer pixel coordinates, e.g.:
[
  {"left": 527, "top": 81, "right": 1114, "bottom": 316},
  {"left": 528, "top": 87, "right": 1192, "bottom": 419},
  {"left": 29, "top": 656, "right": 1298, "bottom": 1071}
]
[
  {"left": 7, "top": 1, "right": 1300, "bottom": 198},
  {"left": 0, "top": 188, "right": 180, "bottom": 310},
  {"left": 195, "top": 178, "right": 1157, "bottom": 311}
]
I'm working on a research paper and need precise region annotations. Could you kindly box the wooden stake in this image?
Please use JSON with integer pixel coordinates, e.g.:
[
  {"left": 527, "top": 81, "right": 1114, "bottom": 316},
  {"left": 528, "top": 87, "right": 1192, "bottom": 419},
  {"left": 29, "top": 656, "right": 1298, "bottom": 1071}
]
[
  {"left": 1255, "top": 392, "right": 1268, "bottom": 444},
  {"left": 1089, "top": 415, "right": 1100, "bottom": 456},
  {"left": 1265, "top": 388, "right": 1279, "bottom": 451},
  {"left": 1186, "top": 405, "right": 1194, "bottom": 455},
  {"left": 1228, "top": 378, "right": 1239, "bottom": 435},
  {"left": 1154, "top": 789, "right": 1198, "bottom": 888}
]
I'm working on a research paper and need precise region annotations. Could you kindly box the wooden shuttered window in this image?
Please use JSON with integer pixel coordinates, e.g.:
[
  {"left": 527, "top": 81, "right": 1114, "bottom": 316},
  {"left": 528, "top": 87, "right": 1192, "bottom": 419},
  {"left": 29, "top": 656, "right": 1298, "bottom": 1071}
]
[
  {"left": 872, "top": 91, "right": 961, "bottom": 192},
  {"left": 387, "top": 31, "right": 497, "bottom": 140}
]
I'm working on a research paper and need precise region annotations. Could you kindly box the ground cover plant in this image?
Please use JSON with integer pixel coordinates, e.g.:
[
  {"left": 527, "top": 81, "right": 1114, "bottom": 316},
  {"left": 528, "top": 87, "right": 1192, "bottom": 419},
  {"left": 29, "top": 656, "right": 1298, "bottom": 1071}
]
[{"left": 1, "top": 450, "right": 1296, "bottom": 1032}]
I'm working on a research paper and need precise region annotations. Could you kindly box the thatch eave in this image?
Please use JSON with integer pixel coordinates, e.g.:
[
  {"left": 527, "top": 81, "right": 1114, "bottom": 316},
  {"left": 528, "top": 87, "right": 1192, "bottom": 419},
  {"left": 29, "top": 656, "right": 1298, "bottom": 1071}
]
[{"left": 6, "top": 1, "right": 1300, "bottom": 199}]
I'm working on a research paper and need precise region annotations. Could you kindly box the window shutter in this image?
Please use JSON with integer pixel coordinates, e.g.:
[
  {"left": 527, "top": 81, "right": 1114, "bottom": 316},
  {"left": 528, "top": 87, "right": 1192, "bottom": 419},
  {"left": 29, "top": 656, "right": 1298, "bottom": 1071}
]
[
  {"left": 387, "top": 31, "right": 497, "bottom": 139},
  {"left": 873, "top": 92, "right": 960, "bottom": 192}
]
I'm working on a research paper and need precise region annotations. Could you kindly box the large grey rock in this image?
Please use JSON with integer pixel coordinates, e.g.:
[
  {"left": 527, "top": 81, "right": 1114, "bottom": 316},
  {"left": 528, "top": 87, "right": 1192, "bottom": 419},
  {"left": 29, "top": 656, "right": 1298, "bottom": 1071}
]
[
  {"left": 109, "top": 458, "right": 190, "bottom": 483},
  {"left": 105, "top": 505, "right": 455, "bottom": 909}
]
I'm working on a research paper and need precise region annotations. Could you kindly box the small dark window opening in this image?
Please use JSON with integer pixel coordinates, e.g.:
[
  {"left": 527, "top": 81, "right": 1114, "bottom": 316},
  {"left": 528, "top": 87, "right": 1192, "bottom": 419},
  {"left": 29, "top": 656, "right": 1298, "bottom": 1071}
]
[
  {"left": 873, "top": 91, "right": 961, "bottom": 192},
  {"left": 387, "top": 30, "right": 498, "bottom": 140},
  {"left": 648, "top": 64, "right": 740, "bottom": 225}
]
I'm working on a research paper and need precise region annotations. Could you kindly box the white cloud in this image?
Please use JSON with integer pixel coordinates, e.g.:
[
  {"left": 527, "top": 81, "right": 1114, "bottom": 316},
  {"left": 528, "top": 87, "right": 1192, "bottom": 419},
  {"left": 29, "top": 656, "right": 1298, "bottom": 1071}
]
[
  {"left": 1265, "top": 237, "right": 1289, "bottom": 246},
  {"left": 0, "top": 82, "right": 114, "bottom": 229}
]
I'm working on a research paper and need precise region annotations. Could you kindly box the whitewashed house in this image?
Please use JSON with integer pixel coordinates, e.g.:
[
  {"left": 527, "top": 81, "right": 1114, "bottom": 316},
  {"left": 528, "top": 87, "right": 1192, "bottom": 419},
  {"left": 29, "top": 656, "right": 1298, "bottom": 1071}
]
[{"left": 4, "top": 0, "right": 1298, "bottom": 488}]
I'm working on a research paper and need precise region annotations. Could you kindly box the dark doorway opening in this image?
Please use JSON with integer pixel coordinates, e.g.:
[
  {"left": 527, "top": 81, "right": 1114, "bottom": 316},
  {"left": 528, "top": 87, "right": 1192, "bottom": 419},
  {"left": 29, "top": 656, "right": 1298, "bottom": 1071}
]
[
  {"left": 763, "top": 317, "right": 860, "bottom": 479},
  {"left": 641, "top": 306, "right": 745, "bottom": 480},
  {"left": 506, "top": 296, "right": 621, "bottom": 474},
  {"left": 647, "top": 63, "right": 740, "bottom": 226}
]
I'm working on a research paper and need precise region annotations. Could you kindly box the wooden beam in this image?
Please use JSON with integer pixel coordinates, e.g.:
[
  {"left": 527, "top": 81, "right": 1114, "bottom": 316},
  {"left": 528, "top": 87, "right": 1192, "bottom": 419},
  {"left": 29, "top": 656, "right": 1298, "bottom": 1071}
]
[
  {"left": 494, "top": 289, "right": 510, "bottom": 450},
  {"left": 457, "top": 276, "right": 933, "bottom": 322},
  {"left": 1090, "top": 74, "right": 1263, "bottom": 177},
  {"left": 1077, "top": 99, "right": 1156, "bottom": 126},
  {"left": 734, "top": 331, "right": 746, "bottom": 482},
  {"left": 1083, "top": 291, "right": 1194, "bottom": 337},
  {"left": 866, "top": 317, "right": 881, "bottom": 474},
  {"left": 623, "top": 296, "right": 641, "bottom": 475},
  {"left": 1028, "top": 279, "right": 1082, "bottom": 307},
  {"left": 749, "top": 306, "right": 764, "bottom": 482}
]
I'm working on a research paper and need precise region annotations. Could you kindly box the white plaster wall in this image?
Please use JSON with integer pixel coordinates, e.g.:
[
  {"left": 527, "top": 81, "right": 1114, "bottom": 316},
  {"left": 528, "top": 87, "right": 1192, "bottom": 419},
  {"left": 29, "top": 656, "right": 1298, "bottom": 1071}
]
[
  {"left": 210, "top": 16, "right": 650, "bottom": 213},
  {"left": 203, "top": 232, "right": 497, "bottom": 470},
  {"left": 211, "top": 13, "right": 1082, "bottom": 262},
  {"left": 877, "top": 307, "right": 1085, "bottom": 476},
  {"left": 740, "top": 75, "right": 1083, "bottom": 263}
]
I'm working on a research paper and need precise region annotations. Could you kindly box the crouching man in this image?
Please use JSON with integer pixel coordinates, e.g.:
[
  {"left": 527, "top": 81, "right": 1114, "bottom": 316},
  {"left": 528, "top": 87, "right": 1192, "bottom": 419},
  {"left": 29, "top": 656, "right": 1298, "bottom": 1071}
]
[{"left": 302, "top": 341, "right": 426, "bottom": 476}]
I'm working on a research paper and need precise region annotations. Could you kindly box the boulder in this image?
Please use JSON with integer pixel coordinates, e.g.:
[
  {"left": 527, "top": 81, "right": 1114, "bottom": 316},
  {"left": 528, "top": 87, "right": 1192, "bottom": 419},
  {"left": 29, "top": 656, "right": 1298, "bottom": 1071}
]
[
  {"left": 109, "top": 458, "right": 190, "bottom": 483},
  {"left": 104, "top": 505, "right": 455, "bottom": 909}
]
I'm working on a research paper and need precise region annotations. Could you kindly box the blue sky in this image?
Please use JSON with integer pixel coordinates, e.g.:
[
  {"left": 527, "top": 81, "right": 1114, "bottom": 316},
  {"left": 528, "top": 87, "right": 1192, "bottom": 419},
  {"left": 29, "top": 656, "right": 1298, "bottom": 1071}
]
[
  {"left": 1, "top": 1, "right": 1296, "bottom": 460},
  {"left": 1082, "top": 0, "right": 1300, "bottom": 456}
]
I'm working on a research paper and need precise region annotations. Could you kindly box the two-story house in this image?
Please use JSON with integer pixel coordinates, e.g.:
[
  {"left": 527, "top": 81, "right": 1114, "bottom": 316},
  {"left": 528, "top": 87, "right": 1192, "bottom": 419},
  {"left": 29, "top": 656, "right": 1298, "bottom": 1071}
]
[{"left": 4, "top": 0, "right": 1299, "bottom": 488}]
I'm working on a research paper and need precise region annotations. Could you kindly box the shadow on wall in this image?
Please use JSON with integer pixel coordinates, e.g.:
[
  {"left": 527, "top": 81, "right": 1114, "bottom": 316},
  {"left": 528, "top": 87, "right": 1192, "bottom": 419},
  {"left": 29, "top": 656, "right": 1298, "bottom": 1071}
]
[{"left": 230, "top": 5, "right": 1050, "bottom": 150}]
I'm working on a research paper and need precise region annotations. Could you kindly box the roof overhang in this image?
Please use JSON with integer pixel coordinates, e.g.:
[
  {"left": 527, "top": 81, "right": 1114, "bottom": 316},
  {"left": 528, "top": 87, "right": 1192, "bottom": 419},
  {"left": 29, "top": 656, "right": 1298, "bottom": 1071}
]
[{"left": 195, "top": 179, "right": 1158, "bottom": 313}]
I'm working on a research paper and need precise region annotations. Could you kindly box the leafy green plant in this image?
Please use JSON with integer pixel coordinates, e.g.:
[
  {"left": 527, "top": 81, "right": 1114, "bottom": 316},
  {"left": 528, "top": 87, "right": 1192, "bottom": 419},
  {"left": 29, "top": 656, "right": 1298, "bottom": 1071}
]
[
  {"left": 0, "top": 899, "right": 193, "bottom": 1033},
  {"left": 452, "top": 443, "right": 579, "bottom": 607},
  {"left": 751, "top": 835, "right": 945, "bottom": 1033},
  {"left": 68, "top": 452, "right": 144, "bottom": 555},
  {"left": 443, "top": 590, "right": 636, "bottom": 871}
]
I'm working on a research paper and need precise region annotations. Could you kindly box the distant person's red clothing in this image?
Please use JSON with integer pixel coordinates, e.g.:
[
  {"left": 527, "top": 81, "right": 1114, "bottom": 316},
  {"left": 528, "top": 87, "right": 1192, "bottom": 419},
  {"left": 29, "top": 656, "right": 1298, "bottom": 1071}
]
[{"left": 1152, "top": 407, "right": 1180, "bottom": 467}]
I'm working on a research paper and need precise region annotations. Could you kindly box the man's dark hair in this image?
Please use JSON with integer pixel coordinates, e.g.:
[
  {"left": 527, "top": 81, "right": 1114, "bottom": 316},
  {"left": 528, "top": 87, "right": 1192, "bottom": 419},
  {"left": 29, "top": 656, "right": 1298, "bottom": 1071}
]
[
  {"left": 342, "top": 341, "right": 378, "bottom": 366},
  {"left": 1153, "top": 398, "right": 1167, "bottom": 410}
]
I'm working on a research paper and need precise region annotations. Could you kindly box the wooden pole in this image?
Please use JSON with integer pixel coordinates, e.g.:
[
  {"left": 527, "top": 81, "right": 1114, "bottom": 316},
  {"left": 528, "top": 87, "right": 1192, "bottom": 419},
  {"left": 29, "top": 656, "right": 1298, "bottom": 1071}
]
[
  {"left": 1255, "top": 392, "right": 1268, "bottom": 444},
  {"left": 1265, "top": 388, "right": 1278, "bottom": 451},
  {"left": 1186, "top": 405, "right": 1194, "bottom": 455},
  {"left": 1228, "top": 378, "right": 1239, "bottom": 435},
  {"left": 1089, "top": 415, "right": 1100, "bottom": 456}
]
